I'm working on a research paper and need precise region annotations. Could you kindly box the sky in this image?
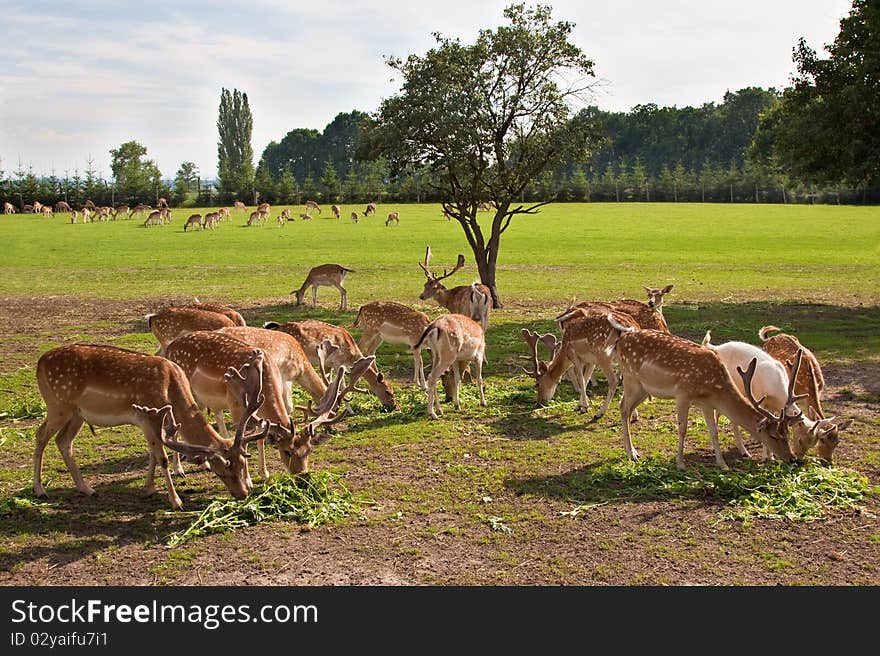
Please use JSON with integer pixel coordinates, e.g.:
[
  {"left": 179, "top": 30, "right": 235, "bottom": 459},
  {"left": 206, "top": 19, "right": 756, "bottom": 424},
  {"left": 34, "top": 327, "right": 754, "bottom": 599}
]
[{"left": 0, "top": 0, "right": 853, "bottom": 181}]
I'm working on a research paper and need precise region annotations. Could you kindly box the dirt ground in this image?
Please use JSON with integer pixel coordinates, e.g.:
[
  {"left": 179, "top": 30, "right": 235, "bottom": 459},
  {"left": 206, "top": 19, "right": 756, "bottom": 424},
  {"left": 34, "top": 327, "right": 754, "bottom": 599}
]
[{"left": 0, "top": 295, "right": 877, "bottom": 586}]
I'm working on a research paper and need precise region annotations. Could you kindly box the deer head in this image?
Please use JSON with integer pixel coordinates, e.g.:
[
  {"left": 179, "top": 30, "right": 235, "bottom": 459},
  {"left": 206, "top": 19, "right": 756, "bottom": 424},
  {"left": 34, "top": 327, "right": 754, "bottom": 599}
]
[{"left": 418, "top": 245, "right": 465, "bottom": 300}]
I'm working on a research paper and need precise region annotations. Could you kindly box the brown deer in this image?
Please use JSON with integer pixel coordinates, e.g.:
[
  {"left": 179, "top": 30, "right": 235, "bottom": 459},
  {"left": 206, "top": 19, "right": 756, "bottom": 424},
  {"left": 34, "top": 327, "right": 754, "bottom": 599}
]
[
  {"left": 558, "top": 285, "right": 674, "bottom": 333},
  {"left": 40, "top": 205, "right": 54, "bottom": 218},
  {"left": 350, "top": 211, "right": 359, "bottom": 223},
  {"left": 129, "top": 204, "right": 148, "bottom": 220},
  {"left": 386, "top": 211, "right": 400, "bottom": 226},
  {"left": 218, "top": 207, "right": 231, "bottom": 221},
  {"left": 247, "top": 210, "right": 265, "bottom": 226},
  {"left": 55, "top": 201, "right": 72, "bottom": 213},
  {"left": 331, "top": 205, "right": 341, "bottom": 219},
  {"left": 113, "top": 204, "right": 130, "bottom": 219},
  {"left": 203, "top": 212, "right": 220, "bottom": 229},
  {"left": 354, "top": 301, "right": 431, "bottom": 388},
  {"left": 300, "top": 212, "right": 313, "bottom": 221},
  {"left": 143, "top": 210, "right": 163, "bottom": 227},
  {"left": 146, "top": 306, "right": 236, "bottom": 355},
  {"left": 33, "top": 344, "right": 259, "bottom": 509},
  {"left": 522, "top": 309, "right": 640, "bottom": 418},
  {"left": 183, "top": 299, "right": 246, "bottom": 326},
  {"left": 4, "top": 201, "right": 17, "bottom": 214},
  {"left": 234, "top": 200, "right": 247, "bottom": 212},
  {"left": 419, "top": 246, "right": 491, "bottom": 330},
  {"left": 363, "top": 202, "right": 376, "bottom": 217},
  {"left": 279, "top": 208, "right": 292, "bottom": 222},
  {"left": 414, "top": 314, "right": 486, "bottom": 419},
  {"left": 606, "top": 315, "right": 797, "bottom": 469},
  {"left": 305, "top": 200, "right": 322, "bottom": 214},
  {"left": 759, "top": 325, "right": 827, "bottom": 420},
  {"left": 264, "top": 319, "right": 398, "bottom": 411},
  {"left": 184, "top": 213, "right": 203, "bottom": 231},
  {"left": 292, "top": 263, "right": 354, "bottom": 310}
]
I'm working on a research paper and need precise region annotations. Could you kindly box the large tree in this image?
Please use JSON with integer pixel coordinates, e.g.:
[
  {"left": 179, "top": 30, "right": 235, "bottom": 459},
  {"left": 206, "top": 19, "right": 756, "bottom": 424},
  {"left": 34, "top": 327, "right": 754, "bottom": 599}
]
[
  {"left": 366, "top": 3, "right": 603, "bottom": 307},
  {"left": 217, "top": 87, "right": 255, "bottom": 201},
  {"left": 110, "top": 141, "right": 161, "bottom": 204},
  {"left": 751, "top": 0, "right": 880, "bottom": 188}
]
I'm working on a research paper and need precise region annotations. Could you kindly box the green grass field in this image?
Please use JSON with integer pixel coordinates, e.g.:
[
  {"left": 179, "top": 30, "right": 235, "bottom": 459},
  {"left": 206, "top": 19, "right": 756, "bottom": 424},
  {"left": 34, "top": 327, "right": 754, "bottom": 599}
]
[{"left": 1, "top": 202, "right": 878, "bottom": 585}]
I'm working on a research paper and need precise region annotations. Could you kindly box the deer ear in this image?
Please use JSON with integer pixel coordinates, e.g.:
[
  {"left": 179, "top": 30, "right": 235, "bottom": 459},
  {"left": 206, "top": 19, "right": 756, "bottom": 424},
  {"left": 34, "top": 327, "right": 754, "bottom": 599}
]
[
  {"left": 376, "top": 372, "right": 385, "bottom": 383},
  {"left": 662, "top": 285, "right": 674, "bottom": 294}
]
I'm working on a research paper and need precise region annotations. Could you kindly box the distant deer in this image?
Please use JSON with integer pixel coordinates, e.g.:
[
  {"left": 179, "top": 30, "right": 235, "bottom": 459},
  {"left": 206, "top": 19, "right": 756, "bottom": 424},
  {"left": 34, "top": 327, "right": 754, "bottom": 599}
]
[
  {"left": 234, "top": 200, "right": 247, "bottom": 212},
  {"left": 113, "top": 204, "right": 130, "bottom": 219},
  {"left": 40, "top": 205, "right": 54, "bottom": 218},
  {"left": 331, "top": 205, "right": 341, "bottom": 219},
  {"left": 292, "top": 264, "right": 354, "bottom": 310},
  {"left": 300, "top": 212, "right": 313, "bottom": 221},
  {"left": 418, "top": 245, "right": 491, "bottom": 330},
  {"left": 305, "top": 200, "right": 321, "bottom": 214},
  {"left": 350, "top": 211, "right": 359, "bottom": 223},
  {"left": 202, "top": 212, "right": 220, "bottom": 229},
  {"left": 184, "top": 214, "right": 203, "bottom": 231},
  {"left": 386, "top": 211, "right": 400, "bottom": 226},
  {"left": 363, "top": 202, "right": 376, "bottom": 217},
  {"left": 54, "top": 201, "right": 72, "bottom": 213},
  {"left": 4, "top": 201, "right": 17, "bottom": 214}
]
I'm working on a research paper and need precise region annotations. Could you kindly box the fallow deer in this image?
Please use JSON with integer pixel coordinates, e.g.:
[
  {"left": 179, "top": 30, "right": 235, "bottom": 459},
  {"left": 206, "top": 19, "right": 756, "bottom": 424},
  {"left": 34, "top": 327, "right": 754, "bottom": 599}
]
[
  {"left": 184, "top": 214, "right": 203, "bottom": 231},
  {"left": 234, "top": 200, "right": 247, "bottom": 212},
  {"left": 350, "top": 211, "right": 359, "bottom": 223},
  {"left": 557, "top": 285, "right": 674, "bottom": 333},
  {"left": 247, "top": 210, "right": 265, "bottom": 226},
  {"left": 33, "top": 343, "right": 259, "bottom": 509},
  {"left": 4, "top": 201, "right": 17, "bottom": 214},
  {"left": 40, "top": 205, "right": 54, "bottom": 217},
  {"left": 113, "top": 204, "right": 130, "bottom": 219},
  {"left": 759, "top": 325, "right": 827, "bottom": 420},
  {"left": 363, "top": 202, "right": 376, "bottom": 216},
  {"left": 300, "top": 213, "right": 313, "bottom": 221},
  {"left": 414, "top": 313, "right": 486, "bottom": 419},
  {"left": 164, "top": 331, "right": 293, "bottom": 480},
  {"left": 183, "top": 299, "right": 246, "bottom": 326},
  {"left": 264, "top": 319, "right": 397, "bottom": 410},
  {"left": 703, "top": 331, "right": 852, "bottom": 463},
  {"left": 70, "top": 211, "right": 78, "bottom": 224},
  {"left": 305, "top": 200, "right": 322, "bottom": 214},
  {"left": 279, "top": 208, "right": 292, "bottom": 222},
  {"left": 55, "top": 201, "right": 72, "bottom": 213},
  {"left": 80, "top": 208, "right": 92, "bottom": 223},
  {"left": 292, "top": 263, "right": 354, "bottom": 311},
  {"left": 143, "top": 210, "right": 163, "bottom": 227},
  {"left": 218, "top": 207, "right": 231, "bottom": 221},
  {"left": 331, "top": 205, "right": 341, "bottom": 219},
  {"left": 418, "top": 246, "right": 491, "bottom": 330},
  {"left": 386, "top": 211, "right": 400, "bottom": 226},
  {"left": 354, "top": 301, "right": 431, "bottom": 388},
  {"left": 129, "top": 204, "right": 148, "bottom": 220},
  {"left": 606, "top": 315, "right": 797, "bottom": 470},
  {"left": 203, "top": 212, "right": 220, "bottom": 229},
  {"left": 146, "top": 306, "right": 236, "bottom": 355},
  {"left": 522, "top": 309, "right": 640, "bottom": 418}
]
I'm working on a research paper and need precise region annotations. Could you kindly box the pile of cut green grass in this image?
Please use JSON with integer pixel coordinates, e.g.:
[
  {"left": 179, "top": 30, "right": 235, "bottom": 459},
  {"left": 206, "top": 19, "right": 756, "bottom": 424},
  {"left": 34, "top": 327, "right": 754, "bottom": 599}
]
[
  {"left": 563, "top": 458, "right": 870, "bottom": 523},
  {"left": 166, "top": 472, "right": 358, "bottom": 547}
]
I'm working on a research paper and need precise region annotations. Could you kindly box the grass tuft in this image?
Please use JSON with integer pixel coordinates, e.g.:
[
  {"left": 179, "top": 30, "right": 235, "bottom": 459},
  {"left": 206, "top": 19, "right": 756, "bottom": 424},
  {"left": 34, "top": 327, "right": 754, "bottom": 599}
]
[{"left": 165, "top": 472, "right": 358, "bottom": 547}]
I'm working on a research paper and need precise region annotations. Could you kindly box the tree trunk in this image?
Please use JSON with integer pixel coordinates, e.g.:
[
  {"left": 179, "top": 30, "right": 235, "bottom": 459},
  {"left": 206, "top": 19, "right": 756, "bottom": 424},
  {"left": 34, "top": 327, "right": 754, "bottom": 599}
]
[{"left": 475, "top": 247, "right": 502, "bottom": 309}]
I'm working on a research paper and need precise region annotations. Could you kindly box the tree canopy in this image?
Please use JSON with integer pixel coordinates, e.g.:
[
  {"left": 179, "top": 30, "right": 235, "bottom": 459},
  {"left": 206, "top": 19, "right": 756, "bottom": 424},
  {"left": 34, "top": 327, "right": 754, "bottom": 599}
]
[
  {"left": 217, "top": 88, "right": 255, "bottom": 202},
  {"left": 109, "top": 141, "right": 162, "bottom": 204},
  {"left": 366, "top": 3, "right": 604, "bottom": 306}
]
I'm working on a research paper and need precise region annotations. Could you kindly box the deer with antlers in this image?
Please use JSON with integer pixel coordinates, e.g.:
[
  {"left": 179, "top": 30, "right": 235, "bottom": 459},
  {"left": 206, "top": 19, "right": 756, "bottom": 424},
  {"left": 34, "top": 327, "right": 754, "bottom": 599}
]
[
  {"left": 292, "top": 263, "right": 354, "bottom": 311},
  {"left": 418, "top": 246, "right": 491, "bottom": 331},
  {"left": 414, "top": 314, "right": 486, "bottom": 419},
  {"left": 703, "top": 331, "right": 852, "bottom": 463},
  {"left": 606, "top": 315, "right": 798, "bottom": 469},
  {"left": 264, "top": 319, "right": 398, "bottom": 410},
  {"left": 557, "top": 285, "right": 674, "bottom": 334},
  {"left": 354, "top": 301, "right": 430, "bottom": 389},
  {"left": 32, "top": 344, "right": 260, "bottom": 509},
  {"left": 758, "top": 325, "right": 827, "bottom": 421},
  {"left": 522, "top": 309, "right": 640, "bottom": 418},
  {"left": 146, "top": 306, "right": 237, "bottom": 355},
  {"left": 164, "top": 331, "right": 294, "bottom": 480}
]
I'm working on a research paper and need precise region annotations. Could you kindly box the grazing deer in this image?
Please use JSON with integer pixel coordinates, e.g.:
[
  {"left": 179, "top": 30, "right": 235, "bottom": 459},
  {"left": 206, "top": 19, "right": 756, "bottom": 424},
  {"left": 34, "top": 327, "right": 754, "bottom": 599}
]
[
  {"left": 386, "top": 211, "right": 400, "bottom": 226},
  {"left": 4, "top": 201, "right": 16, "bottom": 214},
  {"left": 257, "top": 201, "right": 270, "bottom": 213},
  {"left": 218, "top": 207, "right": 231, "bottom": 221},
  {"left": 164, "top": 331, "right": 294, "bottom": 480},
  {"left": 305, "top": 200, "right": 322, "bottom": 214},
  {"left": 414, "top": 314, "right": 486, "bottom": 419},
  {"left": 234, "top": 200, "right": 247, "bottom": 212},
  {"left": 113, "top": 204, "right": 130, "bottom": 219},
  {"left": 83, "top": 199, "right": 97, "bottom": 211},
  {"left": 419, "top": 246, "right": 491, "bottom": 330},
  {"left": 246, "top": 210, "right": 263, "bottom": 226},
  {"left": 33, "top": 344, "right": 258, "bottom": 509},
  {"left": 606, "top": 315, "right": 796, "bottom": 469},
  {"left": 300, "top": 213, "right": 313, "bottom": 221},
  {"left": 354, "top": 301, "right": 431, "bottom": 388},
  {"left": 129, "top": 204, "right": 148, "bottom": 220},
  {"left": 703, "top": 331, "right": 852, "bottom": 463},
  {"left": 33, "top": 201, "right": 43, "bottom": 214},
  {"left": 146, "top": 306, "right": 236, "bottom": 355},
  {"left": 40, "top": 205, "right": 54, "bottom": 218},
  {"left": 70, "top": 211, "right": 78, "bottom": 224},
  {"left": 331, "top": 205, "right": 341, "bottom": 219},
  {"left": 183, "top": 299, "right": 246, "bottom": 326},
  {"left": 55, "top": 201, "right": 72, "bottom": 213},
  {"left": 350, "top": 211, "right": 359, "bottom": 223},
  {"left": 558, "top": 285, "right": 674, "bottom": 333},
  {"left": 203, "top": 212, "right": 220, "bottom": 229},
  {"left": 279, "top": 208, "right": 292, "bottom": 222},
  {"left": 264, "top": 319, "right": 398, "bottom": 410},
  {"left": 81, "top": 208, "right": 92, "bottom": 223},
  {"left": 143, "top": 210, "right": 163, "bottom": 227},
  {"left": 759, "top": 325, "right": 827, "bottom": 420},
  {"left": 363, "top": 202, "right": 376, "bottom": 217},
  {"left": 292, "top": 263, "right": 354, "bottom": 311},
  {"left": 157, "top": 197, "right": 169, "bottom": 209},
  {"left": 184, "top": 213, "right": 203, "bottom": 231},
  {"left": 522, "top": 310, "right": 640, "bottom": 418}
]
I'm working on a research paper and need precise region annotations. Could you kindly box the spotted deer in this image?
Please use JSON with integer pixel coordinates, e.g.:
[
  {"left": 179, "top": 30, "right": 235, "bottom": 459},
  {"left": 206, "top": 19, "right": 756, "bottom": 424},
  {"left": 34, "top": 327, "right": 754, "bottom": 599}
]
[
  {"left": 363, "top": 202, "right": 376, "bottom": 217},
  {"left": 184, "top": 214, "right": 203, "bottom": 231},
  {"left": 386, "top": 211, "right": 399, "bottom": 226},
  {"left": 606, "top": 315, "right": 797, "bottom": 470},
  {"left": 354, "top": 301, "right": 431, "bottom": 388},
  {"left": 305, "top": 200, "right": 321, "bottom": 214},
  {"left": 183, "top": 300, "right": 246, "bottom": 326},
  {"left": 414, "top": 314, "right": 486, "bottom": 419},
  {"left": 203, "top": 212, "right": 220, "bottom": 229},
  {"left": 234, "top": 200, "right": 247, "bottom": 212},
  {"left": 759, "top": 325, "right": 827, "bottom": 420},
  {"left": 522, "top": 309, "right": 640, "bottom": 418},
  {"left": 331, "top": 205, "right": 341, "bottom": 219},
  {"left": 33, "top": 344, "right": 259, "bottom": 509},
  {"left": 146, "top": 306, "right": 236, "bottom": 355},
  {"left": 164, "top": 331, "right": 294, "bottom": 480},
  {"left": 557, "top": 285, "right": 674, "bottom": 333},
  {"left": 264, "top": 319, "right": 397, "bottom": 411},
  {"left": 292, "top": 263, "right": 354, "bottom": 310},
  {"left": 418, "top": 246, "right": 491, "bottom": 331},
  {"left": 350, "top": 211, "right": 359, "bottom": 223},
  {"left": 4, "top": 201, "right": 16, "bottom": 214}
]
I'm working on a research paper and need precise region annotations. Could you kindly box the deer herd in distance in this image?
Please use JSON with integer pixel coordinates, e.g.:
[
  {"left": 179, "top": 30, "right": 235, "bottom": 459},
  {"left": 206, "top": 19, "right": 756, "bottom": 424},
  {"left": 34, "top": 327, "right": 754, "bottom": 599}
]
[
  {"left": 3, "top": 198, "right": 404, "bottom": 230},
  {"left": 29, "top": 228, "right": 853, "bottom": 511}
]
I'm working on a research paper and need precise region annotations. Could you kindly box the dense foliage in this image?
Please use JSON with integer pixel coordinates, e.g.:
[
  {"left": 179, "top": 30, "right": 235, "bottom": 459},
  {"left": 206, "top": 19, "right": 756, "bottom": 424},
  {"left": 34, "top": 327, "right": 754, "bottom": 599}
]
[{"left": 217, "top": 88, "right": 256, "bottom": 203}]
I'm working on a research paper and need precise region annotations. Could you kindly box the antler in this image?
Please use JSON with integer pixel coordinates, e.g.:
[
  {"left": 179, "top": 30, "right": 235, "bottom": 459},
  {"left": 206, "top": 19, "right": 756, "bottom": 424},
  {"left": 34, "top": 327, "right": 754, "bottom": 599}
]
[
  {"left": 418, "top": 245, "right": 433, "bottom": 279},
  {"left": 783, "top": 348, "right": 808, "bottom": 421},
  {"left": 435, "top": 253, "right": 466, "bottom": 282},
  {"left": 521, "top": 329, "right": 544, "bottom": 377},
  {"left": 223, "top": 352, "right": 266, "bottom": 452},
  {"left": 736, "top": 357, "right": 778, "bottom": 422},
  {"left": 133, "top": 403, "right": 224, "bottom": 460},
  {"left": 316, "top": 339, "right": 339, "bottom": 385},
  {"left": 297, "top": 356, "right": 376, "bottom": 431},
  {"left": 538, "top": 333, "right": 559, "bottom": 358}
]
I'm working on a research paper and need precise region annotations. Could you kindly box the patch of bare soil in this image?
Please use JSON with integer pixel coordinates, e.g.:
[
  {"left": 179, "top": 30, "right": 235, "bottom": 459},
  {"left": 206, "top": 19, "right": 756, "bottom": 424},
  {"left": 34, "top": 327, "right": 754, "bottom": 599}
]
[{"left": 1, "top": 296, "right": 878, "bottom": 586}]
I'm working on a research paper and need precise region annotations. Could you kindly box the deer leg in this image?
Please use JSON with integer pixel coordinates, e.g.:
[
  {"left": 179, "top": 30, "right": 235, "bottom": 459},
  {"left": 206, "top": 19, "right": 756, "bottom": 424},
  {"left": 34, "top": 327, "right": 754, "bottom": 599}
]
[
  {"left": 595, "top": 357, "right": 618, "bottom": 419},
  {"left": 452, "top": 360, "right": 462, "bottom": 410},
  {"left": 675, "top": 398, "right": 692, "bottom": 470},
  {"left": 33, "top": 411, "right": 75, "bottom": 498},
  {"left": 257, "top": 439, "right": 270, "bottom": 481},
  {"left": 336, "top": 284, "right": 347, "bottom": 311},
  {"left": 701, "top": 405, "right": 729, "bottom": 470},
  {"left": 53, "top": 416, "right": 91, "bottom": 495},
  {"left": 730, "top": 415, "right": 752, "bottom": 458},
  {"left": 620, "top": 379, "right": 648, "bottom": 462},
  {"left": 312, "top": 285, "right": 318, "bottom": 307},
  {"left": 144, "top": 451, "right": 158, "bottom": 496},
  {"left": 475, "top": 357, "right": 486, "bottom": 407},
  {"left": 145, "top": 431, "right": 183, "bottom": 510},
  {"left": 212, "top": 407, "right": 230, "bottom": 439}
]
